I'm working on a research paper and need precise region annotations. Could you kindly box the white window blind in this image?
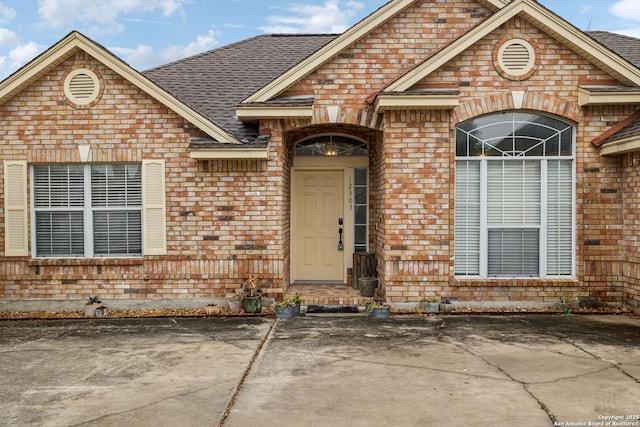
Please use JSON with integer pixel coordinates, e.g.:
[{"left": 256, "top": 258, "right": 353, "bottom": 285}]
[
  {"left": 91, "top": 164, "right": 142, "bottom": 256},
  {"left": 546, "top": 160, "right": 573, "bottom": 275},
  {"left": 34, "top": 164, "right": 85, "bottom": 257},
  {"left": 454, "top": 161, "right": 480, "bottom": 275}
]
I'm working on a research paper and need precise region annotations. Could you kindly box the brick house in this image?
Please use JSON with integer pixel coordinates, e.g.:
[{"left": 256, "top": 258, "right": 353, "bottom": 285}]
[{"left": 2, "top": 0, "right": 640, "bottom": 310}]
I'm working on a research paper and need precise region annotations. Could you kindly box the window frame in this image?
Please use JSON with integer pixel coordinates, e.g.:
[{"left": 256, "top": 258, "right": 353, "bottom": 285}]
[
  {"left": 454, "top": 111, "right": 575, "bottom": 279},
  {"left": 31, "top": 163, "right": 143, "bottom": 258}
]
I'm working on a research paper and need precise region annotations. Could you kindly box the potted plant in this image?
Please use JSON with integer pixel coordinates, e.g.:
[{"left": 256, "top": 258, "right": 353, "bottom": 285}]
[
  {"left": 275, "top": 294, "right": 302, "bottom": 318},
  {"left": 439, "top": 297, "right": 453, "bottom": 313},
  {"left": 366, "top": 300, "right": 391, "bottom": 318},
  {"left": 242, "top": 275, "right": 263, "bottom": 314},
  {"left": 359, "top": 276, "right": 378, "bottom": 297},
  {"left": 204, "top": 303, "right": 220, "bottom": 316},
  {"left": 366, "top": 287, "right": 390, "bottom": 318},
  {"left": 558, "top": 292, "right": 574, "bottom": 316},
  {"left": 84, "top": 295, "right": 103, "bottom": 317},
  {"left": 228, "top": 291, "right": 243, "bottom": 313},
  {"left": 420, "top": 297, "right": 440, "bottom": 313}
]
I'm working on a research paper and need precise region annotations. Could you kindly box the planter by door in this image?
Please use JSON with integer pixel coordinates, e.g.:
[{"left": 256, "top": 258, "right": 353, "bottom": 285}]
[
  {"left": 275, "top": 304, "right": 301, "bottom": 318},
  {"left": 84, "top": 303, "right": 102, "bottom": 317},
  {"left": 367, "top": 306, "right": 390, "bottom": 318},
  {"left": 359, "top": 278, "right": 378, "bottom": 297},
  {"left": 242, "top": 297, "right": 262, "bottom": 313},
  {"left": 228, "top": 299, "right": 242, "bottom": 313}
]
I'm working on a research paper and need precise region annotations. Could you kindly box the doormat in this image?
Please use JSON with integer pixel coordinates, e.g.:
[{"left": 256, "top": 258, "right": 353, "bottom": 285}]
[{"left": 306, "top": 305, "right": 359, "bottom": 314}]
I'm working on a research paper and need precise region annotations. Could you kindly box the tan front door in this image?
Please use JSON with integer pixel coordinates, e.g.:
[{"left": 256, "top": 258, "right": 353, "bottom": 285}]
[{"left": 292, "top": 170, "right": 344, "bottom": 282}]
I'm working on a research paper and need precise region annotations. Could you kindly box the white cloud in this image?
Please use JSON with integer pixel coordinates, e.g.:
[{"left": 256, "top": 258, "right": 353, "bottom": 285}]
[
  {"left": 37, "top": 0, "right": 186, "bottom": 33},
  {"left": 616, "top": 28, "right": 640, "bottom": 37},
  {"left": 0, "top": 27, "right": 18, "bottom": 47},
  {"left": 260, "top": 0, "right": 364, "bottom": 34},
  {"left": 610, "top": 0, "right": 640, "bottom": 21},
  {"left": 111, "top": 29, "right": 219, "bottom": 70},
  {"left": 0, "top": 3, "right": 16, "bottom": 23},
  {"left": 8, "top": 41, "right": 41, "bottom": 69}
]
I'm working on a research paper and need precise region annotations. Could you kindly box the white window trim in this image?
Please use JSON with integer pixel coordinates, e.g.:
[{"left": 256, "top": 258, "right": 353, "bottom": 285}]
[
  {"left": 455, "top": 112, "right": 576, "bottom": 279},
  {"left": 30, "top": 164, "right": 144, "bottom": 259}
]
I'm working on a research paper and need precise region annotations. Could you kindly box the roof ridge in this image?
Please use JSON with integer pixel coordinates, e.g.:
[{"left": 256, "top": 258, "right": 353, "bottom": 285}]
[
  {"left": 143, "top": 33, "right": 337, "bottom": 73},
  {"left": 587, "top": 30, "right": 640, "bottom": 41}
]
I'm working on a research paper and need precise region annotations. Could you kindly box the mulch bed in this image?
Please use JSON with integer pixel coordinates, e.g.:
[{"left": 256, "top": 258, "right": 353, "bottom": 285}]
[{"left": 0, "top": 305, "right": 633, "bottom": 321}]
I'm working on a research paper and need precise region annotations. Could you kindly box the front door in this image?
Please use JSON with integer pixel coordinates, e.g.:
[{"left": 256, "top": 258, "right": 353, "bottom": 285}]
[{"left": 292, "top": 170, "right": 344, "bottom": 282}]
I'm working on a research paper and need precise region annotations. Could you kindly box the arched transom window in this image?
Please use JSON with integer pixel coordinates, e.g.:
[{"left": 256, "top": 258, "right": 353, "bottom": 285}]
[
  {"left": 295, "top": 134, "right": 368, "bottom": 157},
  {"left": 455, "top": 112, "right": 574, "bottom": 278}
]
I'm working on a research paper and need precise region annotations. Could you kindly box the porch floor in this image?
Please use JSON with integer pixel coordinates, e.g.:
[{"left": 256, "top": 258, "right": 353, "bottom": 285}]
[{"left": 284, "top": 283, "right": 367, "bottom": 306}]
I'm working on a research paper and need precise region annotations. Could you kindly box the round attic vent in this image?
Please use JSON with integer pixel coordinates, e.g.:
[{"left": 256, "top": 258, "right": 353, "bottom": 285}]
[
  {"left": 63, "top": 68, "right": 100, "bottom": 107},
  {"left": 496, "top": 38, "right": 537, "bottom": 80}
]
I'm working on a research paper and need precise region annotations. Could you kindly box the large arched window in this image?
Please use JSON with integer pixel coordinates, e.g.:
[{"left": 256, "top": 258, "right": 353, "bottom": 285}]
[{"left": 455, "top": 112, "right": 574, "bottom": 278}]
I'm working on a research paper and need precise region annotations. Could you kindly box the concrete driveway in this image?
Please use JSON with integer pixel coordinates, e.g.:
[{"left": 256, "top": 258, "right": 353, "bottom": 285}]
[{"left": 1, "top": 314, "right": 638, "bottom": 427}]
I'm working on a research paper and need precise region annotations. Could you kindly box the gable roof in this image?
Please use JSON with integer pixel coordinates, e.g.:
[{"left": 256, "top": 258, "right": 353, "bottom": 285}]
[
  {"left": 383, "top": 0, "right": 640, "bottom": 93},
  {"left": 144, "top": 34, "right": 336, "bottom": 142},
  {"left": 241, "top": 0, "right": 419, "bottom": 104},
  {"left": 0, "top": 31, "right": 241, "bottom": 144}
]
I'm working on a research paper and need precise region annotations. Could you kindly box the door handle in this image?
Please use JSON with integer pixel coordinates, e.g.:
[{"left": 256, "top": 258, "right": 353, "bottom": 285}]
[{"left": 338, "top": 227, "right": 344, "bottom": 251}]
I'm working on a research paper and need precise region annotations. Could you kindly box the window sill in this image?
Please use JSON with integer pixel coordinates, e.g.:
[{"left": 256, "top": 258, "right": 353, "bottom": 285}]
[{"left": 29, "top": 258, "right": 145, "bottom": 267}]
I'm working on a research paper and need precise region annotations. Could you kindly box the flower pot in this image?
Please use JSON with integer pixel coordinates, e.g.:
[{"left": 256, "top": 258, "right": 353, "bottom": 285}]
[
  {"left": 204, "top": 305, "right": 220, "bottom": 315},
  {"left": 422, "top": 302, "right": 440, "bottom": 313},
  {"left": 439, "top": 302, "right": 453, "bottom": 313},
  {"left": 242, "top": 297, "right": 262, "bottom": 314},
  {"left": 95, "top": 307, "right": 108, "bottom": 318},
  {"left": 359, "top": 278, "right": 378, "bottom": 297},
  {"left": 275, "top": 304, "right": 301, "bottom": 318},
  {"left": 228, "top": 299, "right": 242, "bottom": 313},
  {"left": 84, "top": 303, "right": 102, "bottom": 317},
  {"left": 367, "top": 306, "right": 390, "bottom": 318}
]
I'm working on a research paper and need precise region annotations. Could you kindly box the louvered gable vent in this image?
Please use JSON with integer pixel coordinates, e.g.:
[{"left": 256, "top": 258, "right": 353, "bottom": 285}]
[
  {"left": 496, "top": 38, "right": 536, "bottom": 79},
  {"left": 502, "top": 43, "right": 530, "bottom": 72},
  {"left": 69, "top": 73, "right": 95, "bottom": 99},
  {"left": 64, "top": 68, "right": 100, "bottom": 106}
]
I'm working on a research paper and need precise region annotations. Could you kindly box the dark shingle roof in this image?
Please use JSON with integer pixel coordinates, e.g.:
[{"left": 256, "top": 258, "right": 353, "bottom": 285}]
[
  {"left": 143, "top": 34, "right": 337, "bottom": 142},
  {"left": 586, "top": 31, "right": 640, "bottom": 69}
]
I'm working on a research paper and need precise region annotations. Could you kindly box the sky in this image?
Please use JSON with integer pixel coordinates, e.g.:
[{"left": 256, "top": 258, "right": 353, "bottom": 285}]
[{"left": 0, "top": 0, "right": 640, "bottom": 80}]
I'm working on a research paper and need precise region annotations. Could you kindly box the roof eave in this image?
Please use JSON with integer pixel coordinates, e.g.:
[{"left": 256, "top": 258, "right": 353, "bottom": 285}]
[
  {"left": 599, "top": 136, "right": 640, "bottom": 156},
  {"left": 578, "top": 87, "right": 640, "bottom": 106},
  {"left": 374, "top": 93, "right": 459, "bottom": 112},
  {"left": 235, "top": 105, "right": 314, "bottom": 122},
  {"left": 190, "top": 147, "right": 269, "bottom": 160}
]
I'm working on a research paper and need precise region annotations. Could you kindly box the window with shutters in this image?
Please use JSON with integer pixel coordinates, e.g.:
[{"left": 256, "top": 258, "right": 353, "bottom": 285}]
[
  {"left": 32, "top": 163, "right": 142, "bottom": 257},
  {"left": 455, "top": 112, "right": 574, "bottom": 278}
]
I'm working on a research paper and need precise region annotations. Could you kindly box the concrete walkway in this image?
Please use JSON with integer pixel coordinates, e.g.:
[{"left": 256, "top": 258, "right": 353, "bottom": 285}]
[{"left": 1, "top": 314, "right": 638, "bottom": 427}]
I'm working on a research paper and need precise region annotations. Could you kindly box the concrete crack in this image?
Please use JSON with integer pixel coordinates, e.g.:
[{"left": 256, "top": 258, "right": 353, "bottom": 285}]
[
  {"left": 452, "top": 342, "right": 558, "bottom": 426},
  {"left": 218, "top": 319, "right": 276, "bottom": 427}
]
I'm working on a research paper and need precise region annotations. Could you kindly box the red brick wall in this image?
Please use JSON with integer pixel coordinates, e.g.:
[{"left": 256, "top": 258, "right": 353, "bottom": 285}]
[
  {"left": 623, "top": 152, "right": 640, "bottom": 307},
  {"left": 0, "top": 51, "right": 287, "bottom": 301}
]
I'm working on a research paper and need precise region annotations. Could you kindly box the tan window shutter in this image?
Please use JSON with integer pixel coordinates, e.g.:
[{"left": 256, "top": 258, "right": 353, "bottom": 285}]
[
  {"left": 3, "top": 161, "right": 28, "bottom": 256},
  {"left": 142, "top": 159, "right": 166, "bottom": 256}
]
